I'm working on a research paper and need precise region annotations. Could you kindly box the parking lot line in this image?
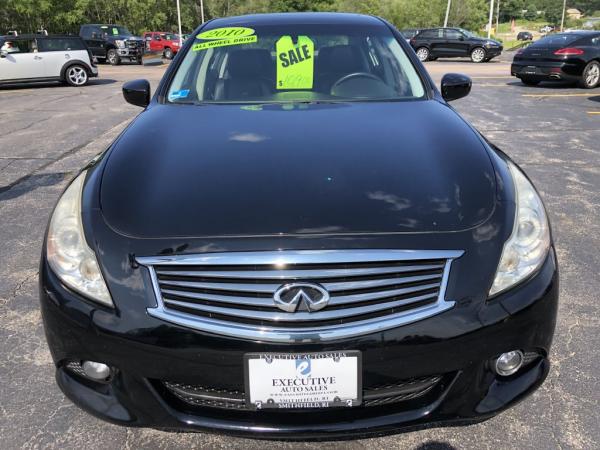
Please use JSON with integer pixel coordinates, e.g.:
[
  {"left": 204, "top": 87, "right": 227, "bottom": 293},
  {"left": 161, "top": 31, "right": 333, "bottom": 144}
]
[
  {"left": 522, "top": 93, "right": 592, "bottom": 98},
  {"left": 587, "top": 111, "right": 600, "bottom": 115}
]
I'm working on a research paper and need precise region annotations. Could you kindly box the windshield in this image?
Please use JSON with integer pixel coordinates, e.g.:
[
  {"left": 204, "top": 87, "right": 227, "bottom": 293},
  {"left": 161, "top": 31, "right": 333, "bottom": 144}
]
[
  {"left": 167, "top": 23, "right": 425, "bottom": 104},
  {"left": 459, "top": 29, "right": 477, "bottom": 38},
  {"left": 101, "top": 25, "right": 131, "bottom": 36},
  {"left": 534, "top": 33, "right": 580, "bottom": 46}
]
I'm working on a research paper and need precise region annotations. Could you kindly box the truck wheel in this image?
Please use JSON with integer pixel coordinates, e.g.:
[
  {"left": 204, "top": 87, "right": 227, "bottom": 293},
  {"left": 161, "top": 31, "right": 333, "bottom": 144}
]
[
  {"left": 107, "top": 49, "right": 120, "bottom": 66},
  {"left": 164, "top": 47, "right": 174, "bottom": 60},
  {"left": 64, "top": 65, "right": 89, "bottom": 86}
]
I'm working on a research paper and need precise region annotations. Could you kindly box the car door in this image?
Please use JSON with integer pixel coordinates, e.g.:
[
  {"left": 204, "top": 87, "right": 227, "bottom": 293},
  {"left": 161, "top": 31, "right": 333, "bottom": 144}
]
[
  {"left": 428, "top": 29, "right": 447, "bottom": 56},
  {"left": 85, "top": 26, "right": 106, "bottom": 59},
  {"left": 442, "top": 29, "right": 467, "bottom": 57},
  {"left": 37, "top": 37, "right": 87, "bottom": 78},
  {"left": 0, "top": 38, "right": 44, "bottom": 81}
]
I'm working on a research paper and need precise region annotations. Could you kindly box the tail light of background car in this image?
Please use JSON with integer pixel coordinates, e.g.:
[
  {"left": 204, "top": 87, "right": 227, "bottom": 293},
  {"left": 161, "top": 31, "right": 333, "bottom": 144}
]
[{"left": 554, "top": 47, "right": 584, "bottom": 56}]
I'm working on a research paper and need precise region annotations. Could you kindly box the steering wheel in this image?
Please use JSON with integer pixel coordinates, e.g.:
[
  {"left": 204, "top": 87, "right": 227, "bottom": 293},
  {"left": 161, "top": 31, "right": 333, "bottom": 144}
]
[{"left": 330, "top": 72, "right": 382, "bottom": 92}]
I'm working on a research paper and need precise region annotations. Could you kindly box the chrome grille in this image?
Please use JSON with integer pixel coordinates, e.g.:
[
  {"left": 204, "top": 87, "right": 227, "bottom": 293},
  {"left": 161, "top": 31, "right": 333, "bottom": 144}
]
[{"left": 137, "top": 250, "right": 463, "bottom": 342}]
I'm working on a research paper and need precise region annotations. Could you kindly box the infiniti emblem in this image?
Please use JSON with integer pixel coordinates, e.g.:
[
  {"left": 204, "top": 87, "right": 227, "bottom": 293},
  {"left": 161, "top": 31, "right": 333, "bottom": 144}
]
[{"left": 273, "top": 283, "right": 330, "bottom": 313}]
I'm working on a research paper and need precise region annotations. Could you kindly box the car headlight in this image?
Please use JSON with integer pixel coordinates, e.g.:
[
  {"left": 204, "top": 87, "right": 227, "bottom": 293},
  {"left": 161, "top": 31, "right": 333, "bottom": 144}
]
[
  {"left": 115, "top": 40, "right": 125, "bottom": 48},
  {"left": 485, "top": 40, "right": 498, "bottom": 47},
  {"left": 46, "top": 171, "right": 113, "bottom": 307},
  {"left": 490, "top": 162, "right": 551, "bottom": 296}
]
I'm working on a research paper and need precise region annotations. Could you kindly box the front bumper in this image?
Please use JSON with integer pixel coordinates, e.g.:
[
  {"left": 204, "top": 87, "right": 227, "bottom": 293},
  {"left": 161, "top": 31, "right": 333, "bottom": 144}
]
[
  {"left": 117, "top": 47, "right": 144, "bottom": 60},
  {"left": 484, "top": 46, "right": 502, "bottom": 58},
  {"left": 39, "top": 247, "right": 558, "bottom": 439}
]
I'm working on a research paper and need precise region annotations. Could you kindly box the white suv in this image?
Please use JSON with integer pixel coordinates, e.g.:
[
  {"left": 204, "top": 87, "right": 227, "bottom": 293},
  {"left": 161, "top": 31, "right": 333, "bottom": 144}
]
[{"left": 0, "top": 35, "right": 98, "bottom": 87}]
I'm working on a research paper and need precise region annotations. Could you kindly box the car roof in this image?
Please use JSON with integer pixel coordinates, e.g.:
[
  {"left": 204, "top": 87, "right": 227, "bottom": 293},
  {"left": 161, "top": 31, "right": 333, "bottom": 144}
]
[
  {"left": 204, "top": 12, "right": 385, "bottom": 28},
  {"left": 1, "top": 34, "right": 82, "bottom": 39}
]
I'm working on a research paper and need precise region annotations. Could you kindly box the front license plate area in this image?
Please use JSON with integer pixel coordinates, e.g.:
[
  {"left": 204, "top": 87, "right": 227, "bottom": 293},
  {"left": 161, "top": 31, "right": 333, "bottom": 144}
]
[{"left": 244, "top": 351, "right": 362, "bottom": 410}]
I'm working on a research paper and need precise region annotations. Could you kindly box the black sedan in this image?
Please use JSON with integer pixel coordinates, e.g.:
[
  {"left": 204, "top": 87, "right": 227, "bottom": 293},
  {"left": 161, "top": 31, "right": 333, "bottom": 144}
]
[
  {"left": 511, "top": 31, "right": 600, "bottom": 88},
  {"left": 40, "top": 13, "right": 558, "bottom": 439},
  {"left": 410, "top": 27, "right": 503, "bottom": 62},
  {"left": 517, "top": 31, "right": 533, "bottom": 41}
]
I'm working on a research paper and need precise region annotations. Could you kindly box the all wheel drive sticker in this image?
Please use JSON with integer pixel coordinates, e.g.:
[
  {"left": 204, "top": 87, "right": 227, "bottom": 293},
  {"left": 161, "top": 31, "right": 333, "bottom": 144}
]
[
  {"left": 193, "top": 28, "right": 315, "bottom": 90},
  {"left": 193, "top": 27, "right": 258, "bottom": 51}
]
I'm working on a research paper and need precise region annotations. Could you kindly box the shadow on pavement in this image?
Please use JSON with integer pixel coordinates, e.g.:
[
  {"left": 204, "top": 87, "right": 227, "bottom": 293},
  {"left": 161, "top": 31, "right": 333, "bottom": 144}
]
[
  {"left": 414, "top": 441, "right": 458, "bottom": 450},
  {"left": 0, "top": 172, "right": 67, "bottom": 202}
]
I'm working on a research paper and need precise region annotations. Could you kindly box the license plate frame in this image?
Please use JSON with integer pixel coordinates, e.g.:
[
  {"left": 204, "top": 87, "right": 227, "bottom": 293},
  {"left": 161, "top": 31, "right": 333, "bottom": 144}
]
[
  {"left": 523, "top": 66, "right": 538, "bottom": 75},
  {"left": 244, "top": 351, "right": 362, "bottom": 410}
]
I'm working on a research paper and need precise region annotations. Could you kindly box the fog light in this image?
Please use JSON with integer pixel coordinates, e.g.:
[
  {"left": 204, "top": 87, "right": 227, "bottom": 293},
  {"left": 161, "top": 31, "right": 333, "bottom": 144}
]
[
  {"left": 495, "top": 350, "right": 524, "bottom": 376},
  {"left": 82, "top": 361, "right": 111, "bottom": 380}
]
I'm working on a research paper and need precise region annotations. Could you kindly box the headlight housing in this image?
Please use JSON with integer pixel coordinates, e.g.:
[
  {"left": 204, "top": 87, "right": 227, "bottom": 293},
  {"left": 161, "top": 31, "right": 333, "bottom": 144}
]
[
  {"left": 115, "top": 39, "right": 125, "bottom": 48},
  {"left": 489, "top": 162, "right": 551, "bottom": 296},
  {"left": 46, "top": 171, "right": 113, "bottom": 307}
]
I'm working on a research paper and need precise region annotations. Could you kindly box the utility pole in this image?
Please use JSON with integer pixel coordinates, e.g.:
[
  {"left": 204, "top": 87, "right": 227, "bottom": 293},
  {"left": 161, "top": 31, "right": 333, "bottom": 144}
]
[
  {"left": 487, "top": 0, "right": 495, "bottom": 38},
  {"left": 444, "top": 0, "right": 451, "bottom": 27},
  {"left": 200, "top": 0, "right": 205, "bottom": 24},
  {"left": 176, "top": 0, "right": 183, "bottom": 47},
  {"left": 560, "top": 0, "right": 566, "bottom": 31},
  {"left": 495, "top": 0, "right": 500, "bottom": 35}
]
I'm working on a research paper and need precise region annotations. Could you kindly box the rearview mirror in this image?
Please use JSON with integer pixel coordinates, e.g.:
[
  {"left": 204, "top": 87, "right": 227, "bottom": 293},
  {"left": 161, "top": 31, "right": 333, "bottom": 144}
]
[
  {"left": 123, "top": 79, "right": 151, "bottom": 108},
  {"left": 441, "top": 73, "right": 471, "bottom": 102}
]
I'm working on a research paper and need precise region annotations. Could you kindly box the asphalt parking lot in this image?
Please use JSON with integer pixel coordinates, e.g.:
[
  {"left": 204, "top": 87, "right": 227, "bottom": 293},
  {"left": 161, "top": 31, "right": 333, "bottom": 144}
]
[{"left": 0, "top": 55, "right": 599, "bottom": 449}]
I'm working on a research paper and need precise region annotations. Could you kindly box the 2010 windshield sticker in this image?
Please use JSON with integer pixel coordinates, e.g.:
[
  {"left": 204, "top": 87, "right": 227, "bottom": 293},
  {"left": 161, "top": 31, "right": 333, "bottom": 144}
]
[
  {"left": 276, "top": 36, "right": 315, "bottom": 90},
  {"left": 193, "top": 27, "right": 257, "bottom": 51}
]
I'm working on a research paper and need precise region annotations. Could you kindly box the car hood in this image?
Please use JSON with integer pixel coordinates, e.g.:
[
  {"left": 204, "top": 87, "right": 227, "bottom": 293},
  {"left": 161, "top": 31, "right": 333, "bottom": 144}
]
[{"left": 100, "top": 101, "right": 496, "bottom": 238}]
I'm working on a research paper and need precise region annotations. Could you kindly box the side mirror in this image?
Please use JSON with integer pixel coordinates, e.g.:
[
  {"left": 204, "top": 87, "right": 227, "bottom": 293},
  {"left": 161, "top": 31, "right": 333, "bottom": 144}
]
[
  {"left": 441, "top": 73, "right": 471, "bottom": 102},
  {"left": 123, "top": 79, "right": 151, "bottom": 108},
  {"left": 0, "top": 50, "right": 7, "bottom": 58}
]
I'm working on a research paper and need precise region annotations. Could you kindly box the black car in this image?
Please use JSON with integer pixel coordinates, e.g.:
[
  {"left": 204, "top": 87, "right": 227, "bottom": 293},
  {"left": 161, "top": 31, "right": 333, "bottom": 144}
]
[
  {"left": 40, "top": 13, "right": 558, "bottom": 439},
  {"left": 79, "top": 24, "right": 144, "bottom": 65},
  {"left": 511, "top": 31, "right": 600, "bottom": 88},
  {"left": 410, "top": 27, "right": 503, "bottom": 62},
  {"left": 517, "top": 31, "right": 533, "bottom": 41}
]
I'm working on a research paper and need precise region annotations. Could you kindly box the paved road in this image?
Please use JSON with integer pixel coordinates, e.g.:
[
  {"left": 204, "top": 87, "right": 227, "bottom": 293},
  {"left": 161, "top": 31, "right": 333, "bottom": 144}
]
[{"left": 0, "top": 57, "right": 599, "bottom": 449}]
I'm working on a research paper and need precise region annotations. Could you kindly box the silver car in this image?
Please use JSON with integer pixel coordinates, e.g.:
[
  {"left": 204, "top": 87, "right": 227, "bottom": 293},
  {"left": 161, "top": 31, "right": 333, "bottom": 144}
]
[{"left": 0, "top": 35, "right": 98, "bottom": 87}]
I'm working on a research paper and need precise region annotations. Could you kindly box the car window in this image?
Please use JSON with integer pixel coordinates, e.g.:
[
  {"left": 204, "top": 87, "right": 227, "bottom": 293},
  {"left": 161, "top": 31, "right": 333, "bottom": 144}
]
[
  {"left": 38, "top": 38, "right": 86, "bottom": 52},
  {"left": 444, "top": 30, "right": 462, "bottom": 40},
  {"left": 81, "top": 26, "right": 92, "bottom": 39},
  {"left": 154, "top": 35, "right": 161, "bottom": 41},
  {"left": 100, "top": 25, "right": 130, "bottom": 36},
  {"left": 5, "top": 39, "right": 36, "bottom": 53},
  {"left": 167, "top": 24, "right": 426, "bottom": 104}
]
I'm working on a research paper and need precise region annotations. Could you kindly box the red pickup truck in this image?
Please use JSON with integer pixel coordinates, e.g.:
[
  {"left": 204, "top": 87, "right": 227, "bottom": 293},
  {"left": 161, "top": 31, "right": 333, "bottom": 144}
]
[{"left": 143, "top": 32, "right": 181, "bottom": 59}]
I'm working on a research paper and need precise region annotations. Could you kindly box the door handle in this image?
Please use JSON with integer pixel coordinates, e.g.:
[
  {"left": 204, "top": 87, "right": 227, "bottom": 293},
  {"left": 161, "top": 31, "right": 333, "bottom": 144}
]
[{"left": 34, "top": 56, "right": 43, "bottom": 60}]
